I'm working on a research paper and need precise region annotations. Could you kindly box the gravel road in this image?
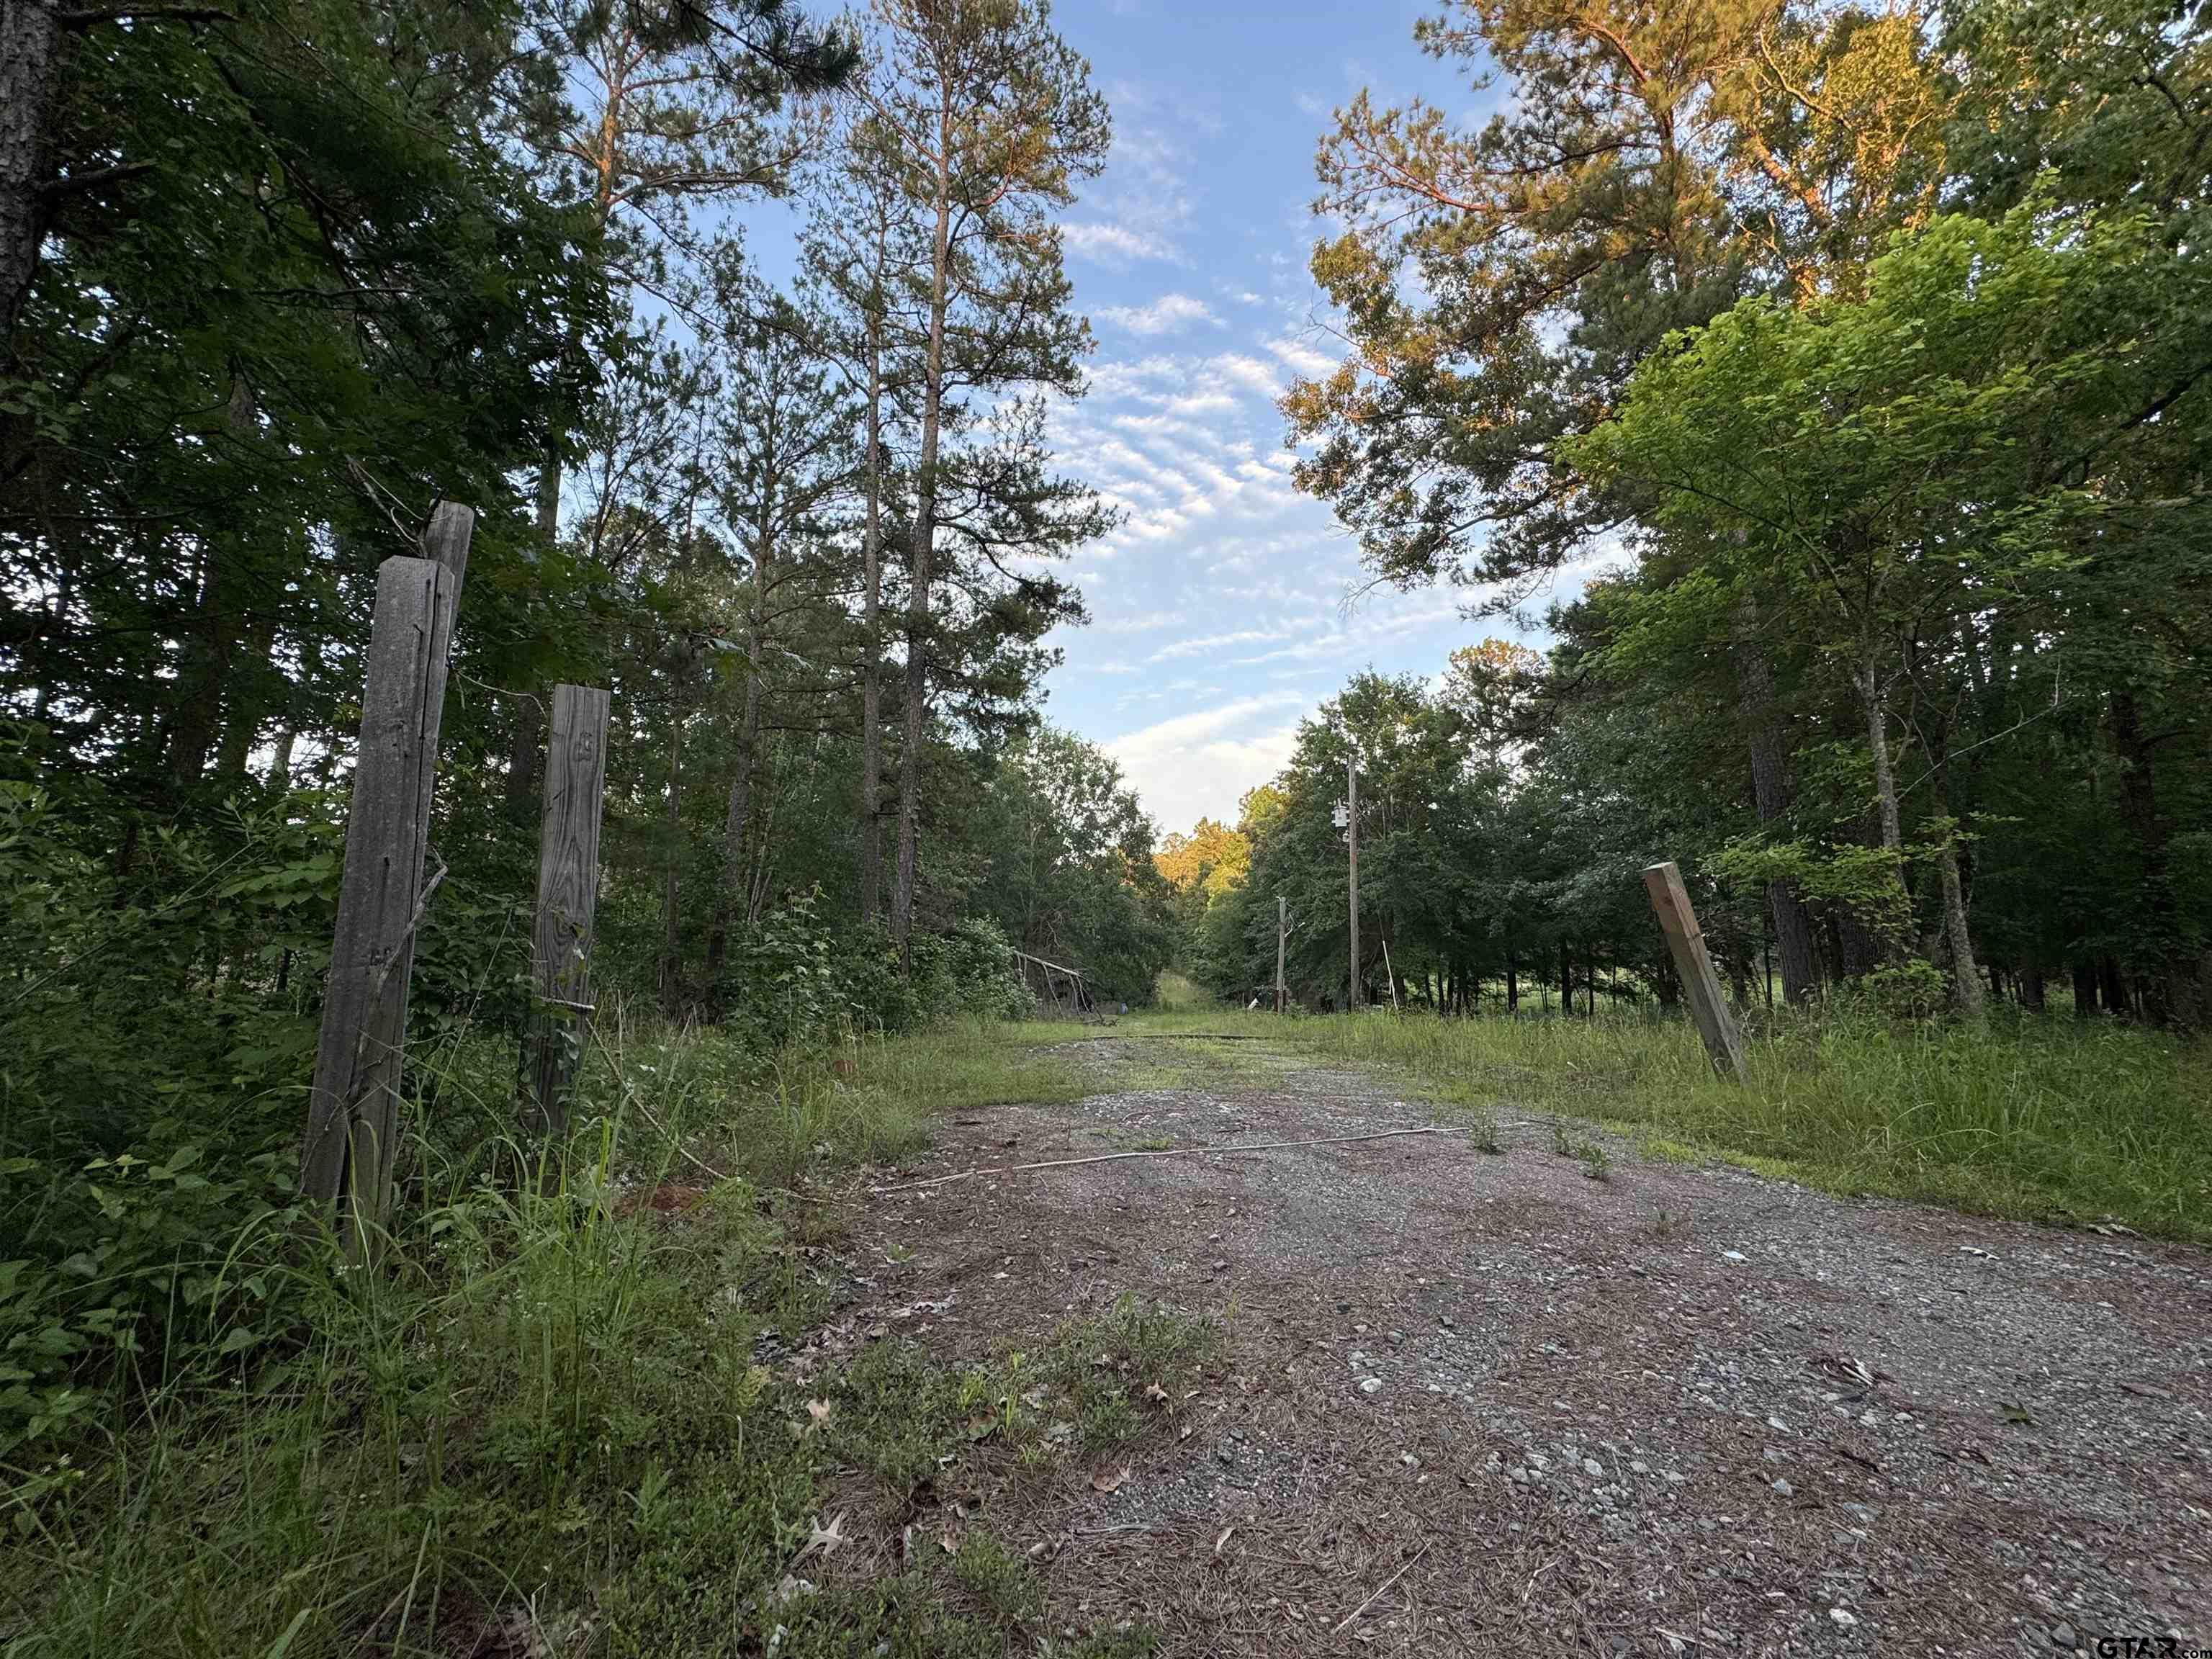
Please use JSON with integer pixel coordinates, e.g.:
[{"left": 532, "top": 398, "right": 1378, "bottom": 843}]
[{"left": 845, "top": 1033, "right": 2212, "bottom": 1656}]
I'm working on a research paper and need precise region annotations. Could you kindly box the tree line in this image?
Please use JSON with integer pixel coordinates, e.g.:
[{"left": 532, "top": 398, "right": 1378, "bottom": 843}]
[
  {"left": 1165, "top": 0, "right": 2208, "bottom": 1023},
  {"left": 1, "top": 0, "right": 1182, "bottom": 1446},
  {"left": 1, "top": 0, "right": 1172, "bottom": 1031}
]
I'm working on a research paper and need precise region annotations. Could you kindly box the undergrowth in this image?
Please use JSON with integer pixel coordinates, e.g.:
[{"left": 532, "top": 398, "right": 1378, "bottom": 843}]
[{"left": 0, "top": 1015, "right": 1102, "bottom": 1658}]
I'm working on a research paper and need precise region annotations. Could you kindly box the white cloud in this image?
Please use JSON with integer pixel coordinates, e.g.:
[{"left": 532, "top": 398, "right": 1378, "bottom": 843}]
[
  {"left": 1213, "top": 353, "right": 1284, "bottom": 397},
  {"left": 1094, "top": 608, "right": 1179, "bottom": 634},
  {"left": 1106, "top": 693, "right": 1306, "bottom": 832},
  {"left": 1146, "top": 627, "right": 1292, "bottom": 664},
  {"left": 1063, "top": 221, "right": 1177, "bottom": 265},
  {"left": 1267, "top": 334, "right": 1339, "bottom": 379},
  {"left": 1095, "top": 293, "right": 1220, "bottom": 336}
]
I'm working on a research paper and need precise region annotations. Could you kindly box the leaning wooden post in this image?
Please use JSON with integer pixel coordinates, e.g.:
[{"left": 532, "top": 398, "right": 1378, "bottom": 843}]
[
  {"left": 302, "top": 504, "right": 473, "bottom": 1246},
  {"left": 527, "top": 683, "right": 611, "bottom": 1136},
  {"left": 1643, "top": 860, "right": 1747, "bottom": 1080}
]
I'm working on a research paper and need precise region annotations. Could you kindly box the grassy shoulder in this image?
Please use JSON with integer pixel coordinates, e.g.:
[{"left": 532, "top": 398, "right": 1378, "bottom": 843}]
[
  {"left": 1123, "top": 999, "right": 2212, "bottom": 1246},
  {"left": 1, "top": 1015, "right": 1164, "bottom": 1659}
]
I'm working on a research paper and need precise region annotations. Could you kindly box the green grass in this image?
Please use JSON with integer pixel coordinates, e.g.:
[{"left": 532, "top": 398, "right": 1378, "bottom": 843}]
[
  {"left": 1222, "top": 1004, "right": 2212, "bottom": 1243},
  {"left": 1152, "top": 969, "right": 1208, "bottom": 1010},
  {"left": 630, "top": 1017, "right": 1090, "bottom": 1195},
  {"left": 1041, "top": 1291, "right": 1220, "bottom": 1455}
]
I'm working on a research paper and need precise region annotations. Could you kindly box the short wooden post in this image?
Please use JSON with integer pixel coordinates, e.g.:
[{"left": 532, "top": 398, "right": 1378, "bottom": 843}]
[
  {"left": 302, "top": 506, "right": 473, "bottom": 1243},
  {"left": 527, "top": 683, "right": 611, "bottom": 1135},
  {"left": 1644, "top": 860, "right": 1746, "bottom": 1080}
]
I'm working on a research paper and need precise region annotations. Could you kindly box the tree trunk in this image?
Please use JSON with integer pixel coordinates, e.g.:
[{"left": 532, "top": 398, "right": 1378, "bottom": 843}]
[
  {"left": 856, "top": 316, "right": 886, "bottom": 921},
  {"left": 502, "top": 460, "right": 563, "bottom": 828},
  {"left": 2099, "top": 954, "right": 2131, "bottom": 1018},
  {"left": 2020, "top": 958, "right": 2045, "bottom": 1012},
  {"left": 893, "top": 139, "right": 956, "bottom": 966},
  {"left": 1854, "top": 661, "right": 1912, "bottom": 959},
  {"left": 214, "top": 610, "right": 279, "bottom": 781},
  {"left": 659, "top": 709, "right": 683, "bottom": 1014},
  {"left": 166, "top": 376, "right": 258, "bottom": 786},
  {"left": 1506, "top": 948, "right": 1518, "bottom": 1012},
  {"left": 709, "top": 516, "right": 774, "bottom": 981},
  {"left": 505, "top": 698, "right": 542, "bottom": 827},
  {"left": 2110, "top": 690, "right": 2179, "bottom": 1024},
  {"left": 163, "top": 533, "right": 232, "bottom": 786},
  {"left": 2071, "top": 958, "right": 2096, "bottom": 1017},
  {"left": 1732, "top": 597, "right": 1819, "bottom": 1001},
  {"left": 0, "top": 0, "right": 61, "bottom": 367},
  {"left": 266, "top": 727, "right": 295, "bottom": 791},
  {"left": 1936, "top": 835, "right": 1984, "bottom": 1016}
]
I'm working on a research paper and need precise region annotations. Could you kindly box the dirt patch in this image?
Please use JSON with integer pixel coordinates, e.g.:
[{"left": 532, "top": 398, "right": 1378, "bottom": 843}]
[{"left": 834, "top": 1033, "right": 2212, "bottom": 1656}]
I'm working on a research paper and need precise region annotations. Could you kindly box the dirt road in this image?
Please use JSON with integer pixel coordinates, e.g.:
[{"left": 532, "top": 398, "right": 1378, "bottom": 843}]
[{"left": 848, "top": 1032, "right": 2211, "bottom": 1656}]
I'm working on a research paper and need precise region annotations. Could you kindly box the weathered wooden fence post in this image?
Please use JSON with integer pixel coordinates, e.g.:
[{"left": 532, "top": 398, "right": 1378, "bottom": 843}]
[
  {"left": 302, "top": 503, "right": 472, "bottom": 1246},
  {"left": 527, "top": 683, "right": 610, "bottom": 1136},
  {"left": 1643, "top": 860, "right": 1747, "bottom": 1080}
]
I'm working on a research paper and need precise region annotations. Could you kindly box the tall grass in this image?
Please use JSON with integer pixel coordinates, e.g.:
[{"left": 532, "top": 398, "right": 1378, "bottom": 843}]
[
  {"left": 1146, "top": 1005, "right": 2212, "bottom": 1244},
  {"left": 0, "top": 1011, "right": 1089, "bottom": 1658}
]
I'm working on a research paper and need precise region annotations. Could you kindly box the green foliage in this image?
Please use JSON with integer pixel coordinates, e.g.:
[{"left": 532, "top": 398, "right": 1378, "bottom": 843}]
[
  {"left": 1285, "top": 0, "right": 1948, "bottom": 593},
  {"left": 0, "top": 769, "right": 345, "bottom": 1453},
  {"left": 1276, "top": 0, "right": 2212, "bottom": 1028},
  {"left": 1552, "top": 1124, "right": 1611, "bottom": 1181},
  {"left": 970, "top": 727, "right": 1176, "bottom": 1007},
  {"left": 1847, "top": 961, "right": 1951, "bottom": 1025}
]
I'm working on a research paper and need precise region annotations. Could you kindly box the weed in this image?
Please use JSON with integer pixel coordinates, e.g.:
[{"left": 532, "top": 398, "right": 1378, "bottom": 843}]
[
  {"left": 1043, "top": 1292, "right": 1219, "bottom": 1455},
  {"left": 1552, "top": 1123, "right": 1611, "bottom": 1180},
  {"left": 1042, "top": 1623, "right": 1163, "bottom": 1658},
  {"left": 948, "top": 1531, "right": 1046, "bottom": 1627},
  {"left": 832, "top": 1339, "right": 969, "bottom": 1497},
  {"left": 1154, "top": 969, "right": 1208, "bottom": 1011}
]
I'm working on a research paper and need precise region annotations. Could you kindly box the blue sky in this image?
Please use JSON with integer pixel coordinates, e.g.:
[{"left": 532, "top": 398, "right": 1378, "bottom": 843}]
[{"left": 1021, "top": 0, "right": 1550, "bottom": 835}]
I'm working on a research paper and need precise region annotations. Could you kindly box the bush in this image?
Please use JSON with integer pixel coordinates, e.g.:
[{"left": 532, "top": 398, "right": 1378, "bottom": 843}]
[
  {"left": 0, "top": 771, "right": 347, "bottom": 1455},
  {"left": 912, "top": 919, "right": 1033, "bottom": 1025},
  {"left": 716, "top": 902, "right": 1033, "bottom": 1051}
]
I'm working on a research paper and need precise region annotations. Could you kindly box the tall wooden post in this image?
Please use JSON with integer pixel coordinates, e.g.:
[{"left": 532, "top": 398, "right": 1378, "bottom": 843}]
[
  {"left": 1275, "top": 895, "right": 1287, "bottom": 1013},
  {"left": 1644, "top": 860, "right": 1746, "bottom": 1080},
  {"left": 302, "top": 504, "right": 473, "bottom": 1243},
  {"left": 528, "top": 683, "right": 611, "bottom": 1136},
  {"left": 1346, "top": 752, "right": 1362, "bottom": 1011}
]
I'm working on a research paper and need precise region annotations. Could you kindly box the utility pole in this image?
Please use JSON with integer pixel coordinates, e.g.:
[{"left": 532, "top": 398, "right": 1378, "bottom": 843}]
[
  {"left": 1345, "top": 750, "right": 1361, "bottom": 1010},
  {"left": 1275, "top": 895, "right": 1287, "bottom": 1012}
]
